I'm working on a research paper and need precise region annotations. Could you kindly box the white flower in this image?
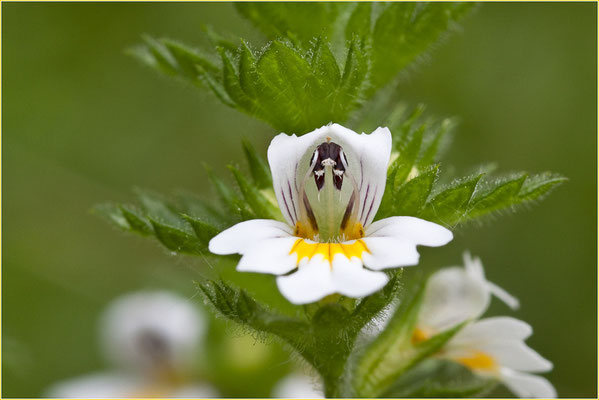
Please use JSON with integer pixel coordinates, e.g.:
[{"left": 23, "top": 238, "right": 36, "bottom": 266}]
[
  {"left": 272, "top": 373, "right": 324, "bottom": 399},
  {"left": 100, "top": 291, "right": 203, "bottom": 374},
  {"left": 209, "top": 124, "right": 453, "bottom": 304},
  {"left": 413, "top": 253, "right": 556, "bottom": 398},
  {"left": 46, "top": 291, "right": 218, "bottom": 399}
]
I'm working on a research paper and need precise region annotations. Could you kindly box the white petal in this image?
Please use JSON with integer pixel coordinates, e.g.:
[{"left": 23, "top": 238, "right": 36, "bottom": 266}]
[
  {"left": 331, "top": 255, "right": 389, "bottom": 298},
  {"left": 361, "top": 217, "right": 453, "bottom": 271},
  {"left": 237, "top": 236, "right": 299, "bottom": 275},
  {"left": 331, "top": 125, "right": 392, "bottom": 227},
  {"left": 500, "top": 368, "right": 557, "bottom": 398},
  {"left": 417, "top": 267, "right": 489, "bottom": 332},
  {"left": 276, "top": 256, "right": 335, "bottom": 304},
  {"left": 45, "top": 372, "right": 145, "bottom": 398},
  {"left": 463, "top": 251, "right": 520, "bottom": 310},
  {"left": 267, "top": 124, "right": 392, "bottom": 228},
  {"left": 487, "top": 280, "right": 520, "bottom": 310},
  {"left": 272, "top": 374, "right": 324, "bottom": 399},
  {"left": 452, "top": 316, "right": 532, "bottom": 344},
  {"left": 450, "top": 317, "right": 553, "bottom": 373},
  {"left": 208, "top": 219, "right": 293, "bottom": 254},
  {"left": 361, "top": 237, "right": 421, "bottom": 269},
  {"left": 100, "top": 291, "right": 203, "bottom": 371},
  {"left": 365, "top": 216, "right": 453, "bottom": 246}
]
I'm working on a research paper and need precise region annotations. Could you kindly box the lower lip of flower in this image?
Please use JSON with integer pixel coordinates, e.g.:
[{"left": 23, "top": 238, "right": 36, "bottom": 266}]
[
  {"left": 455, "top": 351, "right": 498, "bottom": 372},
  {"left": 289, "top": 238, "right": 371, "bottom": 267}
]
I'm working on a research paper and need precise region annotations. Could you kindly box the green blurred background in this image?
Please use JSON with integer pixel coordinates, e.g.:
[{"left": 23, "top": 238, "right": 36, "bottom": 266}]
[{"left": 3, "top": 2, "right": 596, "bottom": 398}]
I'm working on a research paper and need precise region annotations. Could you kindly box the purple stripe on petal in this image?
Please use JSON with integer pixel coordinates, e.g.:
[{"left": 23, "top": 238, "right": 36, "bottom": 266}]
[
  {"left": 288, "top": 181, "right": 298, "bottom": 221},
  {"left": 360, "top": 184, "right": 370, "bottom": 221},
  {"left": 281, "top": 188, "right": 295, "bottom": 224},
  {"left": 364, "top": 186, "right": 378, "bottom": 225}
]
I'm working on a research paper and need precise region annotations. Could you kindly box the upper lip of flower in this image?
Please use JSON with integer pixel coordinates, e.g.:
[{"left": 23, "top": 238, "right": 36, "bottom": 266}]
[{"left": 209, "top": 123, "right": 453, "bottom": 304}]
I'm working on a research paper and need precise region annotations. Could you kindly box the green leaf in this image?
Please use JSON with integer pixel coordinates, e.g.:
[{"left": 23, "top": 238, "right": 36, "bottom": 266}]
[
  {"left": 345, "top": 3, "right": 372, "bottom": 41},
  {"left": 94, "top": 203, "right": 131, "bottom": 231},
  {"left": 182, "top": 214, "right": 221, "bottom": 247},
  {"left": 227, "top": 165, "right": 280, "bottom": 220},
  {"left": 198, "top": 280, "right": 309, "bottom": 349},
  {"left": 370, "top": 3, "right": 475, "bottom": 90},
  {"left": 385, "top": 359, "right": 497, "bottom": 398},
  {"left": 204, "top": 164, "right": 253, "bottom": 220},
  {"left": 419, "top": 174, "right": 484, "bottom": 227},
  {"left": 119, "top": 205, "right": 153, "bottom": 236},
  {"left": 241, "top": 138, "right": 272, "bottom": 189},
  {"left": 468, "top": 174, "right": 528, "bottom": 219},
  {"left": 234, "top": 3, "right": 342, "bottom": 46},
  {"left": 519, "top": 172, "right": 567, "bottom": 201},
  {"left": 149, "top": 218, "right": 204, "bottom": 255},
  {"left": 392, "top": 165, "right": 440, "bottom": 217},
  {"left": 393, "top": 126, "right": 425, "bottom": 184}
]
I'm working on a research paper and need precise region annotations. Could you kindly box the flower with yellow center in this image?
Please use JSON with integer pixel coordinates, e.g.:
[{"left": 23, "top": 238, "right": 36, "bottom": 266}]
[
  {"left": 414, "top": 253, "right": 556, "bottom": 398},
  {"left": 209, "top": 124, "right": 453, "bottom": 304}
]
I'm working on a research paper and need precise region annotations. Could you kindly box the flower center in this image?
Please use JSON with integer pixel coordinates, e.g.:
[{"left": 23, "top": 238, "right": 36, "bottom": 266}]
[
  {"left": 455, "top": 351, "right": 498, "bottom": 372},
  {"left": 289, "top": 238, "right": 371, "bottom": 267},
  {"left": 295, "top": 138, "right": 363, "bottom": 242}
]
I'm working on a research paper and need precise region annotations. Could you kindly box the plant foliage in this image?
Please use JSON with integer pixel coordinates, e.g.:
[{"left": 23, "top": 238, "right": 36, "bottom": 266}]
[{"left": 131, "top": 2, "right": 475, "bottom": 133}]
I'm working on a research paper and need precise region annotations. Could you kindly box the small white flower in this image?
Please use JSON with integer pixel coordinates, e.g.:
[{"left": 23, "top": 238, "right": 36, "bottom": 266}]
[
  {"left": 46, "top": 291, "right": 218, "bottom": 399},
  {"left": 413, "top": 253, "right": 556, "bottom": 398},
  {"left": 209, "top": 124, "right": 452, "bottom": 304},
  {"left": 100, "top": 291, "right": 203, "bottom": 374}
]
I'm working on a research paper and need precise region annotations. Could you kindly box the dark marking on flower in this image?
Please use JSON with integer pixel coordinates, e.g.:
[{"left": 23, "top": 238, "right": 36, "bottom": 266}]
[{"left": 311, "top": 141, "right": 346, "bottom": 191}]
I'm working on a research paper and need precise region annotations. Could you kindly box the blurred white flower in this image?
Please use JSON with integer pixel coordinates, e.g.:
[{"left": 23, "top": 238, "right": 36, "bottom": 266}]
[
  {"left": 413, "top": 252, "right": 556, "bottom": 398},
  {"left": 46, "top": 291, "right": 218, "bottom": 398},
  {"left": 210, "top": 123, "right": 452, "bottom": 304},
  {"left": 272, "top": 373, "right": 324, "bottom": 399}
]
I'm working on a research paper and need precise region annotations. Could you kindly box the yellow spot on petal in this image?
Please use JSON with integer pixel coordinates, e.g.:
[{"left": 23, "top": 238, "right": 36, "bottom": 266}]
[
  {"left": 289, "top": 238, "right": 370, "bottom": 268},
  {"left": 456, "top": 351, "right": 498, "bottom": 372},
  {"left": 411, "top": 327, "right": 430, "bottom": 345},
  {"left": 340, "top": 221, "right": 365, "bottom": 241}
]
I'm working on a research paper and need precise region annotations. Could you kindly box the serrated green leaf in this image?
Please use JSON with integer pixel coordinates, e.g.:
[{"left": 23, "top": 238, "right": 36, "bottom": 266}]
[
  {"left": 419, "top": 174, "right": 484, "bottom": 227},
  {"left": 418, "top": 118, "right": 454, "bottom": 167},
  {"left": 219, "top": 47, "right": 256, "bottom": 112},
  {"left": 161, "top": 39, "right": 220, "bottom": 82},
  {"left": 135, "top": 189, "right": 186, "bottom": 228},
  {"left": 234, "top": 3, "right": 342, "bottom": 46},
  {"left": 337, "top": 37, "right": 370, "bottom": 109},
  {"left": 182, "top": 214, "right": 220, "bottom": 246},
  {"left": 228, "top": 165, "right": 280, "bottom": 220},
  {"left": 198, "top": 280, "right": 309, "bottom": 348},
  {"left": 468, "top": 174, "right": 528, "bottom": 218},
  {"left": 345, "top": 3, "right": 372, "bottom": 41},
  {"left": 518, "top": 172, "right": 567, "bottom": 201},
  {"left": 394, "top": 126, "right": 425, "bottom": 184},
  {"left": 149, "top": 218, "right": 203, "bottom": 255},
  {"left": 204, "top": 164, "right": 253, "bottom": 220},
  {"left": 119, "top": 205, "right": 153, "bottom": 236},
  {"left": 393, "top": 165, "right": 440, "bottom": 217},
  {"left": 370, "top": 3, "right": 475, "bottom": 90},
  {"left": 241, "top": 138, "right": 272, "bottom": 189},
  {"left": 94, "top": 203, "right": 130, "bottom": 231},
  {"left": 140, "top": 35, "right": 178, "bottom": 76},
  {"left": 310, "top": 38, "right": 341, "bottom": 89}
]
